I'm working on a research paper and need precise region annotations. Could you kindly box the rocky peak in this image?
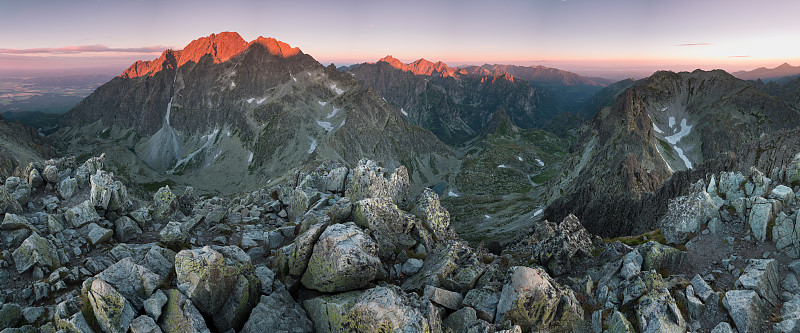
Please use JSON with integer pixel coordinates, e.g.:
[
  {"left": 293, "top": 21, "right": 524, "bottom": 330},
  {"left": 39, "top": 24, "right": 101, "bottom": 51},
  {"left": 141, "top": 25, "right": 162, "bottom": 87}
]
[
  {"left": 378, "top": 55, "right": 406, "bottom": 70},
  {"left": 249, "top": 36, "right": 301, "bottom": 58},
  {"left": 176, "top": 31, "right": 248, "bottom": 67}
]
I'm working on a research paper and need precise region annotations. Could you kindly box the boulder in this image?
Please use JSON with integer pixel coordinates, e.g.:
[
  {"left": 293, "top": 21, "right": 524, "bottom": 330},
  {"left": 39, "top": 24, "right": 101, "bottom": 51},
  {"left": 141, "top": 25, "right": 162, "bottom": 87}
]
[
  {"left": 0, "top": 303, "right": 22, "bottom": 330},
  {"left": 723, "top": 290, "right": 768, "bottom": 333},
  {"left": 254, "top": 266, "right": 275, "bottom": 295},
  {"left": 345, "top": 159, "right": 410, "bottom": 208},
  {"left": 748, "top": 197, "right": 774, "bottom": 242},
  {"left": 353, "top": 197, "right": 416, "bottom": 258},
  {"left": 773, "top": 212, "right": 800, "bottom": 258},
  {"left": 57, "top": 177, "right": 78, "bottom": 200},
  {"left": 1, "top": 213, "right": 32, "bottom": 230},
  {"left": 619, "top": 250, "right": 643, "bottom": 280},
  {"left": 301, "top": 222, "right": 381, "bottom": 292},
  {"left": 27, "top": 168, "right": 43, "bottom": 188},
  {"left": 42, "top": 165, "right": 59, "bottom": 183},
  {"left": 87, "top": 222, "right": 113, "bottom": 245},
  {"left": 410, "top": 188, "right": 454, "bottom": 241},
  {"left": 174, "top": 245, "right": 260, "bottom": 331},
  {"left": 91, "top": 171, "right": 129, "bottom": 211},
  {"left": 96, "top": 258, "right": 164, "bottom": 310},
  {"left": 152, "top": 186, "right": 177, "bottom": 220},
  {"left": 0, "top": 185, "right": 22, "bottom": 214},
  {"left": 130, "top": 315, "right": 162, "bottom": 333},
  {"left": 144, "top": 289, "right": 168, "bottom": 320},
  {"left": 635, "top": 289, "right": 686, "bottom": 333},
  {"left": 638, "top": 241, "right": 686, "bottom": 274},
  {"left": 286, "top": 187, "right": 321, "bottom": 221},
  {"left": 288, "top": 222, "right": 327, "bottom": 276},
  {"left": 87, "top": 278, "right": 137, "bottom": 333},
  {"left": 463, "top": 288, "right": 500, "bottom": 323},
  {"left": 323, "top": 166, "right": 349, "bottom": 193},
  {"left": 787, "top": 152, "right": 800, "bottom": 185},
  {"left": 402, "top": 241, "right": 485, "bottom": 293},
  {"left": 495, "top": 266, "right": 583, "bottom": 332},
  {"left": 240, "top": 292, "right": 313, "bottom": 333},
  {"left": 533, "top": 214, "right": 596, "bottom": 276},
  {"left": 115, "top": 216, "right": 142, "bottom": 242},
  {"left": 443, "top": 307, "right": 478, "bottom": 333},
  {"left": 65, "top": 200, "right": 101, "bottom": 228},
  {"left": 690, "top": 274, "right": 714, "bottom": 303},
  {"left": 659, "top": 180, "right": 718, "bottom": 244},
  {"left": 158, "top": 289, "right": 211, "bottom": 333},
  {"left": 774, "top": 294, "right": 800, "bottom": 333},
  {"left": 402, "top": 258, "right": 424, "bottom": 276},
  {"left": 719, "top": 171, "right": 746, "bottom": 200},
  {"left": 735, "top": 259, "right": 780, "bottom": 306},
  {"left": 304, "top": 285, "right": 441, "bottom": 333},
  {"left": 424, "top": 285, "right": 463, "bottom": 310},
  {"left": 11, "top": 232, "right": 61, "bottom": 273},
  {"left": 771, "top": 185, "right": 795, "bottom": 205},
  {"left": 607, "top": 310, "right": 635, "bottom": 333},
  {"left": 711, "top": 322, "right": 735, "bottom": 333},
  {"left": 159, "top": 221, "right": 187, "bottom": 250}
]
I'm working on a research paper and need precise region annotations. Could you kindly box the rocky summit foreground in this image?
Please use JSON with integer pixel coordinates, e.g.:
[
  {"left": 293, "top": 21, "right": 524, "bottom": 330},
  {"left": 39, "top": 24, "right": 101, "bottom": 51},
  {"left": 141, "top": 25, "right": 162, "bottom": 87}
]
[{"left": 1, "top": 151, "right": 800, "bottom": 333}]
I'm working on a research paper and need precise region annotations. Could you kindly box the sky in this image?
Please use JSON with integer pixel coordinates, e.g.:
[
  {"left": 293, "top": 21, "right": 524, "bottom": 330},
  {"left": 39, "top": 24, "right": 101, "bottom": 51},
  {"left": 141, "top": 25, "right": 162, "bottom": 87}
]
[{"left": 1, "top": 0, "right": 799, "bottom": 79}]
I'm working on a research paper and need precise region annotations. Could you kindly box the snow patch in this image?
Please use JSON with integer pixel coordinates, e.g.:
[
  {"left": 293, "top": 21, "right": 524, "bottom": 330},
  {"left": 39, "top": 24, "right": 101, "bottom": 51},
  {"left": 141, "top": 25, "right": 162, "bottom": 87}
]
[
  {"left": 533, "top": 209, "right": 543, "bottom": 217},
  {"left": 401, "top": 108, "right": 408, "bottom": 116},
  {"left": 165, "top": 96, "right": 173, "bottom": 126},
  {"left": 652, "top": 122, "right": 664, "bottom": 134},
  {"left": 448, "top": 190, "right": 459, "bottom": 197},
  {"left": 256, "top": 97, "right": 267, "bottom": 104},
  {"left": 318, "top": 101, "right": 327, "bottom": 106},
  {"left": 674, "top": 146, "right": 692, "bottom": 169},
  {"left": 339, "top": 118, "right": 346, "bottom": 128},
  {"left": 661, "top": 107, "right": 667, "bottom": 112},
  {"left": 330, "top": 83, "right": 344, "bottom": 95},
  {"left": 307, "top": 137, "right": 318, "bottom": 154},
  {"left": 226, "top": 130, "right": 231, "bottom": 137},
  {"left": 668, "top": 117, "right": 676, "bottom": 128},
  {"left": 326, "top": 107, "right": 340, "bottom": 119},
  {"left": 291, "top": 75, "right": 297, "bottom": 82},
  {"left": 517, "top": 156, "right": 523, "bottom": 161},
  {"left": 484, "top": 215, "right": 491, "bottom": 219},
  {"left": 246, "top": 98, "right": 255, "bottom": 103},
  {"left": 317, "top": 120, "right": 333, "bottom": 133},
  {"left": 535, "top": 159, "right": 545, "bottom": 167},
  {"left": 230, "top": 81, "right": 236, "bottom": 88},
  {"left": 497, "top": 164, "right": 507, "bottom": 168},
  {"left": 247, "top": 152, "right": 254, "bottom": 164},
  {"left": 664, "top": 119, "right": 692, "bottom": 145}
]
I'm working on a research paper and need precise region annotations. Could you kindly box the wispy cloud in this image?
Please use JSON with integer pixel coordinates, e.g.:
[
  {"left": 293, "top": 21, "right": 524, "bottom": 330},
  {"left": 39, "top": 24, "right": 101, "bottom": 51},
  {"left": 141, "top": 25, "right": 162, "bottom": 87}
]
[
  {"left": 728, "top": 55, "right": 750, "bottom": 58},
  {"left": 675, "top": 43, "right": 713, "bottom": 47},
  {"left": 0, "top": 45, "right": 168, "bottom": 55}
]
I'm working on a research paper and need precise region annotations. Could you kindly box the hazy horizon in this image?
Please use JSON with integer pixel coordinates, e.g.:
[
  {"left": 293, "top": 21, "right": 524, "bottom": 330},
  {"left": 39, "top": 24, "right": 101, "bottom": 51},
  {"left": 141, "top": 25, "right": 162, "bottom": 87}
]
[{"left": 2, "top": 0, "right": 799, "bottom": 80}]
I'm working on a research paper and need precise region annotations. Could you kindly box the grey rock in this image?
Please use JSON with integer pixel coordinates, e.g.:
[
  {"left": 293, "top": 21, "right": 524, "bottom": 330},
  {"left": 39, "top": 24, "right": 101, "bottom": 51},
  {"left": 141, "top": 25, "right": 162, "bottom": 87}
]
[
  {"left": 60, "top": 312, "right": 94, "bottom": 333},
  {"left": 783, "top": 273, "right": 800, "bottom": 294},
  {"left": 96, "top": 257, "right": 163, "bottom": 310},
  {"left": 345, "top": 159, "right": 410, "bottom": 208},
  {"left": 685, "top": 285, "right": 705, "bottom": 322},
  {"left": 21, "top": 306, "right": 43, "bottom": 324},
  {"left": 691, "top": 274, "right": 714, "bottom": 303},
  {"left": 659, "top": 180, "right": 718, "bottom": 244},
  {"left": 619, "top": 249, "right": 643, "bottom": 280},
  {"left": 711, "top": 322, "right": 735, "bottom": 333},
  {"left": 158, "top": 289, "right": 211, "bottom": 333},
  {"left": 424, "top": 285, "right": 463, "bottom": 310},
  {"left": 144, "top": 289, "right": 168, "bottom": 320},
  {"left": 301, "top": 222, "right": 381, "bottom": 292},
  {"left": 114, "top": 216, "right": 142, "bottom": 242},
  {"left": 87, "top": 278, "right": 136, "bottom": 333},
  {"left": 130, "top": 315, "right": 162, "bottom": 333},
  {"left": 0, "top": 303, "right": 22, "bottom": 330},
  {"left": 443, "top": 307, "right": 478, "bottom": 333},
  {"left": 0, "top": 185, "right": 22, "bottom": 215},
  {"left": 174, "top": 245, "right": 260, "bottom": 331},
  {"left": 288, "top": 222, "right": 327, "bottom": 276},
  {"left": 1, "top": 213, "right": 31, "bottom": 230},
  {"left": 265, "top": 229, "right": 284, "bottom": 249},
  {"left": 787, "top": 152, "right": 800, "bottom": 185},
  {"left": 723, "top": 289, "right": 768, "bottom": 333},
  {"left": 353, "top": 197, "right": 417, "bottom": 258},
  {"left": 304, "top": 285, "right": 439, "bottom": 333},
  {"left": 159, "top": 221, "right": 187, "bottom": 249},
  {"left": 708, "top": 218, "right": 723, "bottom": 235},
  {"left": 401, "top": 258, "right": 424, "bottom": 276},
  {"left": 607, "top": 310, "right": 635, "bottom": 333},
  {"left": 773, "top": 212, "right": 800, "bottom": 258},
  {"left": 240, "top": 292, "right": 313, "bottom": 333},
  {"left": 636, "top": 289, "right": 686, "bottom": 333},
  {"left": 410, "top": 188, "right": 454, "bottom": 241},
  {"left": 65, "top": 200, "right": 101, "bottom": 228},
  {"left": 638, "top": 241, "right": 687, "bottom": 274},
  {"left": 748, "top": 197, "right": 773, "bottom": 242},
  {"left": 747, "top": 167, "right": 771, "bottom": 198},
  {"left": 719, "top": 171, "right": 746, "bottom": 201},
  {"left": 323, "top": 166, "right": 348, "bottom": 193},
  {"left": 463, "top": 288, "right": 500, "bottom": 323},
  {"left": 87, "top": 222, "right": 113, "bottom": 245},
  {"left": 46, "top": 214, "right": 64, "bottom": 234},
  {"left": 27, "top": 168, "right": 43, "bottom": 188},
  {"left": 771, "top": 185, "right": 795, "bottom": 205},
  {"left": 42, "top": 165, "right": 58, "bottom": 183},
  {"left": 58, "top": 177, "right": 78, "bottom": 200},
  {"left": 11, "top": 232, "right": 61, "bottom": 273},
  {"left": 534, "top": 214, "right": 597, "bottom": 276},
  {"left": 254, "top": 266, "right": 275, "bottom": 295},
  {"left": 495, "top": 266, "right": 583, "bottom": 331},
  {"left": 735, "top": 259, "right": 780, "bottom": 306},
  {"left": 774, "top": 294, "right": 800, "bottom": 333},
  {"left": 152, "top": 186, "right": 176, "bottom": 220}
]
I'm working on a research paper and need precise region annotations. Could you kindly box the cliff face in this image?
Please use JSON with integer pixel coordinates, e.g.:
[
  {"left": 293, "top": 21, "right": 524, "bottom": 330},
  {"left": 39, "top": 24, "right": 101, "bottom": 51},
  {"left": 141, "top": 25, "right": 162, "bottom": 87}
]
[
  {"left": 545, "top": 70, "right": 800, "bottom": 237},
  {"left": 0, "top": 116, "right": 54, "bottom": 179}
]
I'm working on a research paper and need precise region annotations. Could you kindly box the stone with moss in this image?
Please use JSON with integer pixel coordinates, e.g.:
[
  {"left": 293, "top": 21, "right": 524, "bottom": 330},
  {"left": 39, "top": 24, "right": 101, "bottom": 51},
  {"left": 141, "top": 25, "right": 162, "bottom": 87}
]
[
  {"left": 1, "top": 213, "right": 32, "bottom": 230},
  {"left": 345, "top": 159, "right": 410, "bottom": 209},
  {"left": 494, "top": 266, "right": 583, "bottom": 332},
  {"left": 159, "top": 222, "right": 187, "bottom": 250},
  {"left": 787, "top": 152, "right": 800, "bottom": 186},
  {"left": 0, "top": 303, "right": 22, "bottom": 330},
  {"left": 174, "top": 245, "right": 260, "bottom": 331},
  {"left": 90, "top": 171, "right": 129, "bottom": 211},
  {"left": 410, "top": 188, "right": 455, "bottom": 241},
  {"left": 353, "top": 197, "right": 416, "bottom": 259},
  {"left": 152, "top": 186, "right": 177, "bottom": 220},
  {"left": 65, "top": 200, "right": 101, "bottom": 228},
  {"left": 304, "top": 285, "right": 442, "bottom": 333},
  {"left": 638, "top": 241, "right": 686, "bottom": 274},
  {"left": 240, "top": 292, "right": 313, "bottom": 333},
  {"left": 606, "top": 310, "right": 635, "bottom": 333},
  {"left": 87, "top": 279, "right": 136, "bottom": 333},
  {"left": 158, "top": 289, "right": 210, "bottom": 333},
  {"left": 12, "top": 232, "right": 61, "bottom": 273},
  {"left": 96, "top": 258, "right": 163, "bottom": 311},
  {"left": 301, "top": 222, "right": 381, "bottom": 292},
  {"left": 288, "top": 222, "right": 327, "bottom": 276},
  {"left": 635, "top": 288, "right": 686, "bottom": 333},
  {"left": 0, "top": 185, "right": 23, "bottom": 215}
]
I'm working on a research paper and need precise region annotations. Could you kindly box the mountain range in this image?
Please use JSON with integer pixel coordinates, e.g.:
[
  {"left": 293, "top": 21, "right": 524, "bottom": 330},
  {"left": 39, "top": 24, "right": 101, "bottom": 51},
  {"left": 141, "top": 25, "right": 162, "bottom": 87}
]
[{"left": 732, "top": 62, "right": 800, "bottom": 81}]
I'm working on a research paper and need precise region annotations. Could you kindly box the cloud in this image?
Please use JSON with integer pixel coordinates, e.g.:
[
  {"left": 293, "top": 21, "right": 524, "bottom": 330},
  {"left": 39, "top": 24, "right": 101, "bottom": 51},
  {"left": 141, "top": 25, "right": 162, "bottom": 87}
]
[
  {"left": 0, "top": 44, "right": 168, "bottom": 55},
  {"left": 675, "top": 43, "right": 713, "bottom": 47},
  {"left": 728, "top": 55, "right": 750, "bottom": 58}
]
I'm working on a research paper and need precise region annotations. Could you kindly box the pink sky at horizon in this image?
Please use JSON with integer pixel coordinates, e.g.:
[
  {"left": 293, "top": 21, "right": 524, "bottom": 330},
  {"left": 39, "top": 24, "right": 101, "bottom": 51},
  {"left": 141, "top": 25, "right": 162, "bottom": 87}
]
[{"left": 1, "top": 0, "right": 798, "bottom": 79}]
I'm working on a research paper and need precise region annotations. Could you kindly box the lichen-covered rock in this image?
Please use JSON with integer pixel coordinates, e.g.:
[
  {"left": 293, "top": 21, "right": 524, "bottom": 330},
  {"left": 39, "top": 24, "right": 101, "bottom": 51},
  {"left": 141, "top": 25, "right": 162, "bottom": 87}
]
[
  {"left": 130, "top": 315, "right": 161, "bottom": 333},
  {"left": 723, "top": 290, "right": 768, "bottom": 333},
  {"left": 463, "top": 288, "right": 500, "bottom": 323},
  {"left": 735, "top": 259, "right": 780, "bottom": 306},
  {"left": 114, "top": 216, "right": 142, "bottom": 242},
  {"left": 90, "top": 171, "right": 129, "bottom": 211},
  {"left": 144, "top": 289, "right": 168, "bottom": 321},
  {"left": 96, "top": 258, "right": 164, "bottom": 310},
  {"left": 159, "top": 222, "right": 187, "bottom": 250},
  {"left": 353, "top": 197, "right": 416, "bottom": 258},
  {"left": 301, "top": 222, "right": 381, "bottom": 292},
  {"left": 345, "top": 159, "right": 410, "bottom": 209},
  {"left": 719, "top": 171, "right": 746, "bottom": 200},
  {"left": 87, "top": 278, "right": 136, "bottom": 333},
  {"left": 494, "top": 266, "right": 583, "bottom": 332},
  {"left": 424, "top": 285, "right": 463, "bottom": 310},
  {"left": 65, "top": 200, "right": 101, "bottom": 228},
  {"left": 638, "top": 241, "right": 686, "bottom": 274},
  {"left": 607, "top": 310, "right": 635, "bottom": 333},
  {"left": 443, "top": 307, "right": 478, "bottom": 333},
  {"left": 158, "top": 289, "right": 210, "bottom": 333},
  {"left": 1, "top": 213, "right": 32, "bottom": 230},
  {"left": 660, "top": 180, "right": 718, "bottom": 244},
  {"left": 0, "top": 185, "right": 23, "bottom": 215},
  {"left": 174, "top": 245, "right": 260, "bottom": 331},
  {"left": 286, "top": 187, "right": 322, "bottom": 221},
  {"left": 635, "top": 289, "right": 686, "bottom": 333},
  {"left": 0, "top": 303, "right": 22, "bottom": 330},
  {"left": 28, "top": 168, "right": 43, "bottom": 188},
  {"left": 288, "top": 222, "right": 327, "bottom": 276},
  {"left": 774, "top": 294, "right": 800, "bottom": 333},
  {"left": 152, "top": 186, "right": 177, "bottom": 220},
  {"left": 240, "top": 292, "right": 313, "bottom": 333},
  {"left": 534, "top": 214, "right": 596, "bottom": 276},
  {"left": 748, "top": 197, "right": 774, "bottom": 242},
  {"left": 770, "top": 185, "right": 795, "bottom": 205},
  {"left": 87, "top": 222, "right": 113, "bottom": 245},
  {"left": 787, "top": 152, "right": 800, "bottom": 185},
  {"left": 304, "top": 285, "right": 442, "bottom": 333},
  {"left": 773, "top": 212, "right": 800, "bottom": 258},
  {"left": 11, "top": 232, "right": 61, "bottom": 273},
  {"left": 58, "top": 177, "right": 78, "bottom": 200},
  {"left": 42, "top": 165, "right": 59, "bottom": 183},
  {"left": 410, "top": 188, "right": 454, "bottom": 241}
]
